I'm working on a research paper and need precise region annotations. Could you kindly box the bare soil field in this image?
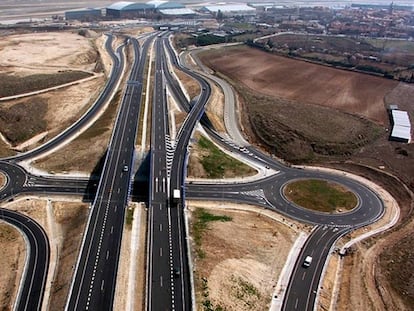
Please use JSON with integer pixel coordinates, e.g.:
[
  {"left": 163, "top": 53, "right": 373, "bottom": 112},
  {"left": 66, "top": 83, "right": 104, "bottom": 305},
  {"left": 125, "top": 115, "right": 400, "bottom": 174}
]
[
  {"left": 33, "top": 89, "right": 121, "bottom": 173},
  {"left": 0, "top": 31, "right": 106, "bottom": 155},
  {"left": 0, "top": 32, "right": 99, "bottom": 75},
  {"left": 198, "top": 45, "right": 414, "bottom": 310},
  {"left": 200, "top": 45, "right": 397, "bottom": 125},
  {"left": 199, "top": 45, "right": 414, "bottom": 189},
  {"left": 0, "top": 223, "right": 25, "bottom": 311},
  {"left": 0, "top": 75, "right": 105, "bottom": 152},
  {"left": 47, "top": 201, "right": 89, "bottom": 310},
  {"left": 188, "top": 203, "right": 297, "bottom": 311}
]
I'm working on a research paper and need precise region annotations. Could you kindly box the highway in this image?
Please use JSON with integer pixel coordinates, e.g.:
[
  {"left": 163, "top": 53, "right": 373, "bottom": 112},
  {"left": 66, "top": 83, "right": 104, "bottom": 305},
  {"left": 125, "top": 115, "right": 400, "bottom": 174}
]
[
  {"left": 147, "top": 36, "right": 180, "bottom": 311},
  {"left": 147, "top": 34, "right": 214, "bottom": 310},
  {"left": 0, "top": 31, "right": 387, "bottom": 311},
  {"left": 65, "top": 35, "right": 150, "bottom": 311}
]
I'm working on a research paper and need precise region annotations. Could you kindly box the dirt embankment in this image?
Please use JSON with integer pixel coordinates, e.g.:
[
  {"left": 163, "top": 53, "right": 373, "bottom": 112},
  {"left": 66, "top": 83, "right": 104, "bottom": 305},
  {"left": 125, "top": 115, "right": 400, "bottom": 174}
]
[
  {"left": 47, "top": 201, "right": 89, "bottom": 310},
  {"left": 189, "top": 203, "right": 297, "bottom": 311},
  {"left": 0, "top": 31, "right": 107, "bottom": 155},
  {"left": 0, "top": 223, "right": 25, "bottom": 310},
  {"left": 198, "top": 45, "right": 414, "bottom": 310}
]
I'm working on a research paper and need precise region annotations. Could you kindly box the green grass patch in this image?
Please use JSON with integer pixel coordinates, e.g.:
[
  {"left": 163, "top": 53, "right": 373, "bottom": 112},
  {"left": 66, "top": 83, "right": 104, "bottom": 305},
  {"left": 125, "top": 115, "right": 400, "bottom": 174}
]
[
  {"left": 125, "top": 207, "right": 134, "bottom": 228},
  {"left": 192, "top": 208, "right": 232, "bottom": 259},
  {"left": 224, "top": 22, "right": 255, "bottom": 31},
  {"left": 284, "top": 179, "right": 357, "bottom": 213},
  {"left": 235, "top": 276, "right": 260, "bottom": 298},
  {"left": 0, "top": 71, "right": 92, "bottom": 98},
  {"left": 198, "top": 135, "right": 255, "bottom": 178}
]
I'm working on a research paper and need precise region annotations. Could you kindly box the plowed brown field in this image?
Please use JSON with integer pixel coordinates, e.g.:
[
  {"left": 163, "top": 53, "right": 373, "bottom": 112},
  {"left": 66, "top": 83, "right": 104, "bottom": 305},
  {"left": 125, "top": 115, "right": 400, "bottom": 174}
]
[{"left": 202, "top": 45, "right": 398, "bottom": 125}]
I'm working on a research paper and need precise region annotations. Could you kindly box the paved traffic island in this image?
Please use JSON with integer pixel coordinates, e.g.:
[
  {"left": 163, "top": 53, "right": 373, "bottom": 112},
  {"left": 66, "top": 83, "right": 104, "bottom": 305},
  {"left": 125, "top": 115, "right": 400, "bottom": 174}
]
[{"left": 283, "top": 179, "right": 358, "bottom": 213}]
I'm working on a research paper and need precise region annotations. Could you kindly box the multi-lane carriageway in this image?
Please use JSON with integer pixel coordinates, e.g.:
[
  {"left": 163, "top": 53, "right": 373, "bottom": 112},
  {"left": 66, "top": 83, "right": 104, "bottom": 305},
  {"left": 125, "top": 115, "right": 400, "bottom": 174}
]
[
  {"left": 66, "top": 35, "right": 148, "bottom": 311},
  {"left": 0, "top": 31, "right": 385, "bottom": 311}
]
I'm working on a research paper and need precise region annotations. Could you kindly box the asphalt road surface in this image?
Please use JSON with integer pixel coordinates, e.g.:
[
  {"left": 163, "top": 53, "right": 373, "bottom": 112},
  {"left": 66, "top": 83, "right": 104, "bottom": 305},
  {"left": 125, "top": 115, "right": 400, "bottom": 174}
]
[
  {"left": 0, "top": 32, "right": 386, "bottom": 311},
  {"left": 66, "top": 35, "right": 150, "bottom": 311},
  {"left": 282, "top": 225, "right": 349, "bottom": 311},
  {"left": 0, "top": 208, "right": 49, "bottom": 311},
  {"left": 147, "top": 37, "right": 179, "bottom": 311}
]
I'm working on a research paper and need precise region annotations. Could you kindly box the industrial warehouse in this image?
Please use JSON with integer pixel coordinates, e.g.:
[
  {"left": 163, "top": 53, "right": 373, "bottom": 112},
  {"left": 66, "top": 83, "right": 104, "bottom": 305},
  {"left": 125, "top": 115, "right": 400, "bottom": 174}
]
[
  {"left": 389, "top": 108, "right": 412, "bottom": 143},
  {"left": 65, "top": 1, "right": 198, "bottom": 20}
]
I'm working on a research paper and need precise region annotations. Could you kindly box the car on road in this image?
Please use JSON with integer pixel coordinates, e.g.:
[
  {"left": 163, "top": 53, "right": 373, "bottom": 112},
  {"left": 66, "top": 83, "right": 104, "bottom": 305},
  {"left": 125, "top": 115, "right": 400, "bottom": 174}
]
[
  {"left": 123, "top": 165, "right": 128, "bottom": 172},
  {"left": 173, "top": 267, "right": 180, "bottom": 278},
  {"left": 303, "top": 256, "right": 312, "bottom": 268}
]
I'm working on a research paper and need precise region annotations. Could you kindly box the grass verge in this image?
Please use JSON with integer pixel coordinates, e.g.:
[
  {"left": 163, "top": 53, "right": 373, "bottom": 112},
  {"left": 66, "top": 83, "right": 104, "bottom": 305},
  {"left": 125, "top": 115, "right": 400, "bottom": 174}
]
[
  {"left": 284, "top": 179, "right": 357, "bottom": 213},
  {"left": 198, "top": 136, "right": 255, "bottom": 178},
  {"left": 125, "top": 206, "right": 134, "bottom": 229},
  {"left": 192, "top": 208, "right": 232, "bottom": 259}
]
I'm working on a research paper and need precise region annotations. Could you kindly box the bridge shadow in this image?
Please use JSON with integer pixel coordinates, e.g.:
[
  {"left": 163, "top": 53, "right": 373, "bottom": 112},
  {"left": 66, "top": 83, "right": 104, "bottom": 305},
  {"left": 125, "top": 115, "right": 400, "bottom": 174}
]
[
  {"left": 131, "top": 152, "right": 149, "bottom": 203},
  {"left": 81, "top": 150, "right": 149, "bottom": 204},
  {"left": 82, "top": 151, "right": 106, "bottom": 202}
]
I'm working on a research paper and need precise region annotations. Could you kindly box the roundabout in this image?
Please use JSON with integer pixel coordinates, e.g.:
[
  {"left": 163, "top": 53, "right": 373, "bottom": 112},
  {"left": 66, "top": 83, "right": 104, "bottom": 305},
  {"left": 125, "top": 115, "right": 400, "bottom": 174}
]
[{"left": 0, "top": 161, "right": 28, "bottom": 201}]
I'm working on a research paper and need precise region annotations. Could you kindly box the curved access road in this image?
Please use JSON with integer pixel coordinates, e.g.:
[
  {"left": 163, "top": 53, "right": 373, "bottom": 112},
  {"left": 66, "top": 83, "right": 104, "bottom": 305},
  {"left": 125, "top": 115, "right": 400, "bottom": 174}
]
[{"left": 0, "top": 208, "right": 49, "bottom": 311}]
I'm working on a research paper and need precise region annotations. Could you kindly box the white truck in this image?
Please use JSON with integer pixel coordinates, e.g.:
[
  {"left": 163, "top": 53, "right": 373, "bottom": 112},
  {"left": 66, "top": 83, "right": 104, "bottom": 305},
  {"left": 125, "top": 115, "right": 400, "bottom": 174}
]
[{"left": 172, "top": 189, "right": 181, "bottom": 206}]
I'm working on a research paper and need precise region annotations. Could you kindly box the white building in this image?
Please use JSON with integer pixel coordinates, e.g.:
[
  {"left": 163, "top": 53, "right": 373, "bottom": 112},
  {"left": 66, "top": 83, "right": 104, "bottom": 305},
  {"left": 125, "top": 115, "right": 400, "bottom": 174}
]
[
  {"left": 201, "top": 4, "right": 256, "bottom": 16},
  {"left": 390, "top": 109, "right": 411, "bottom": 143}
]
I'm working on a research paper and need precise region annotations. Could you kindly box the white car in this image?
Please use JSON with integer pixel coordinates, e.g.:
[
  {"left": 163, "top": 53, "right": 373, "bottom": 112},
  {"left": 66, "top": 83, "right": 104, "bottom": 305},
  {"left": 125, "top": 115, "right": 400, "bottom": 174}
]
[{"left": 303, "top": 256, "right": 312, "bottom": 268}]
